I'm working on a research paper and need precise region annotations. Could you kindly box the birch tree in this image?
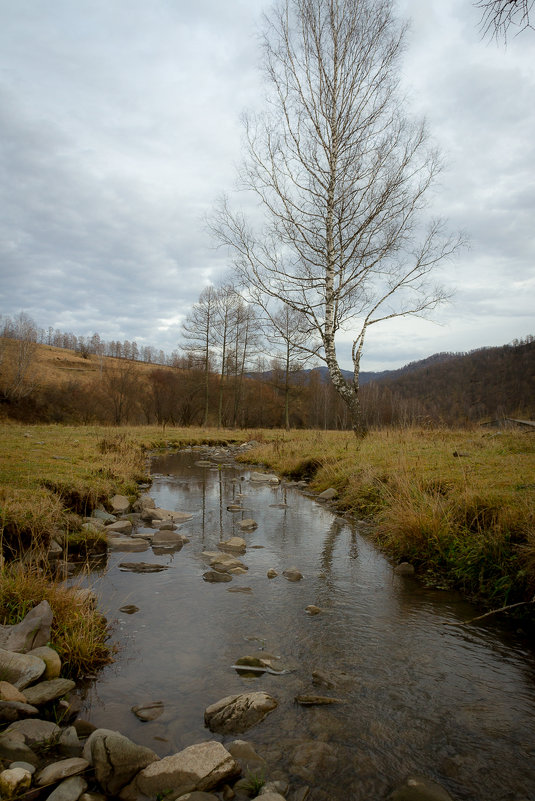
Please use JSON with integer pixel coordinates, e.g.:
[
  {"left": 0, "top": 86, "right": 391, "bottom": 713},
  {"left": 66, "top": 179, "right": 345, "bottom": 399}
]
[{"left": 211, "top": 0, "right": 462, "bottom": 437}]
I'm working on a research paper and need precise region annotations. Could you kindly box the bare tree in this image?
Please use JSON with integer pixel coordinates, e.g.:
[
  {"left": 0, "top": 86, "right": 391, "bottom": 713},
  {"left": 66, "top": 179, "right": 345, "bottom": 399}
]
[
  {"left": 264, "top": 305, "right": 316, "bottom": 429},
  {"left": 475, "top": 0, "right": 534, "bottom": 41},
  {"left": 0, "top": 312, "right": 38, "bottom": 402},
  {"left": 211, "top": 0, "right": 463, "bottom": 437},
  {"left": 180, "top": 286, "right": 218, "bottom": 426},
  {"left": 212, "top": 284, "right": 239, "bottom": 428}
]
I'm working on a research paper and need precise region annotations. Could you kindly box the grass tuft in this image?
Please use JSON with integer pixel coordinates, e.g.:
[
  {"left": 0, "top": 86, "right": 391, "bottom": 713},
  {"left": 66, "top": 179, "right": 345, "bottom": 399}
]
[{"left": 0, "top": 563, "right": 113, "bottom": 678}]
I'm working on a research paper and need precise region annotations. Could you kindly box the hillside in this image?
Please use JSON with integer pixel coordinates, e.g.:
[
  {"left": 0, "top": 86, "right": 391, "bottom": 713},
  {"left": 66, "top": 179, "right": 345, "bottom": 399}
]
[
  {"left": 365, "top": 340, "right": 535, "bottom": 425},
  {"left": 1, "top": 336, "right": 533, "bottom": 428}
]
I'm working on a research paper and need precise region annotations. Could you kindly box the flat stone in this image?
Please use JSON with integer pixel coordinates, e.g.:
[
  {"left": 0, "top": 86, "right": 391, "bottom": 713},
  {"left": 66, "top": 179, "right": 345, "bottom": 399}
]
[
  {"left": 0, "top": 601, "right": 53, "bottom": 653},
  {"left": 152, "top": 530, "right": 188, "bottom": 546},
  {"left": 26, "top": 646, "right": 62, "bottom": 680},
  {"left": 119, "top": 605, "right": 139, "bottom": 615},
  {"left": 131, "top": 530, "right": 155, "bottom": 540},
  {"left": 294, "top": 695, "right": 342, "bottom": 705},
  {"left": 46, "top": 775, "right": 88, "bottom": 801},
  {"left": 209, "top": 553, "right": 247, "bottom": 572},
  {"left": 5, "top": 718, "right": 61, "bottom": 746},
  {"left": 204, "top": 692, "right": 278, "bottom": 734},
  {"left": 36, "top": 757, "right": 90, "bottom": 786},
  {"left": 106, "top": 520, "right": 133, "bottom": 534},
  {"left": 131, "top": 701, "right": 164, "bottom": 721},
  {"left": 267, "top": 569, "right": 278, "bottom": 579},
  {"left": 23, "top": 679, "right": 76, "bottom": 706},
  {"left": 0, "top": 649, "right": 46, "bottom": 689},
  {"left": 108, "top": 537, "right": 149, "bottom": 552},
  {"left": 118, "top": 562, "right": 169, "bottom": 573},
  {"left": 121, "top": 741, "right": 239, "bottom": 800},
  {"left": 250, "top": 472, "right": 279, "bottom": 484},
  {"left": 305, "top": 605, "right": 321, "bottom": 615},
  {"left": 0, "top": 701, "right": 39, "bottom": 722},
  {"left": 203, "top": 571, "right": 232, "bottom": 583},
  {"left": 218, "top": 537, "right": 247, "bottom": 553},
  {"left": 151, "top": 508, "right": 193, "bottom": 522},
  {"left": 0, "top": 682, "right": 27, "bottom": 702}
]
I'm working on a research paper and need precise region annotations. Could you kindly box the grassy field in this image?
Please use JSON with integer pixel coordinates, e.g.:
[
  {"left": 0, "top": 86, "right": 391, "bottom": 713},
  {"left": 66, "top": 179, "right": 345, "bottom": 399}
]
[
  {"left": 241, "top": 428, "right": 535, "bottom": 608},
  {"left": 1, "top": 422, "right": 533, "bottom": 676}
]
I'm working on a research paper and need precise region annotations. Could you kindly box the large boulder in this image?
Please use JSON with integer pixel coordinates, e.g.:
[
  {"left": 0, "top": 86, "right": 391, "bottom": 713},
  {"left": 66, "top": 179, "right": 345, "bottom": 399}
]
[
  {"left": 0, "top": 601, "right": 53, "bottom": 653},
  {"left": 83, "top": 728, "right": 159, "bottom": 796},
  {"left": 0, "top": 649, "right": 46, "bottom": 690},
  {"left": 120, "top": 741, "right": 239, "bottom": 800},
  {"left": 204, "top": 692, "right": 278, "bottom": 734}
]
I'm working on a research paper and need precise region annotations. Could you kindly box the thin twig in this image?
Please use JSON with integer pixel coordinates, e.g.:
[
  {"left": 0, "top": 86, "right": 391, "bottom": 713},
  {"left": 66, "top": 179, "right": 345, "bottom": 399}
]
[{"left": 444, "top": 597, "right": 535, "bottom": 626}]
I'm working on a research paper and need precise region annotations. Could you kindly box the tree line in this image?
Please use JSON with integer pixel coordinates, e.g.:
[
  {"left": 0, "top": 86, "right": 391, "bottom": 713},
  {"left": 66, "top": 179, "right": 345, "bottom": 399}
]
[{"left": 1, "top": 308, "right": 532, "bottom": 429}]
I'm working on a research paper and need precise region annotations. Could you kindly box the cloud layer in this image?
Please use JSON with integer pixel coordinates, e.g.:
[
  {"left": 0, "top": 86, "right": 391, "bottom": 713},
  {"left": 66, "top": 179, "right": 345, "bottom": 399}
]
[{"left": 0, "top": 0, "right": 533, "bottom": 369}]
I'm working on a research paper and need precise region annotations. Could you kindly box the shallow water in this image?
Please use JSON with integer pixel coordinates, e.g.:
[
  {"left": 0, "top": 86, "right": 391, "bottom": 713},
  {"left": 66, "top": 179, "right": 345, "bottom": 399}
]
[{"left": 82, "top": 450, "right": 535, "bottom": 801}]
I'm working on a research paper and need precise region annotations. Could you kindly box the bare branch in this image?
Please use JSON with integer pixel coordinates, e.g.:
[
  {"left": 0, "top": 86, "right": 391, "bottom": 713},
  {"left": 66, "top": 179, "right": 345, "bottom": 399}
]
[{"left": 210, "top": 0, "right": 464, "bottom": 436}]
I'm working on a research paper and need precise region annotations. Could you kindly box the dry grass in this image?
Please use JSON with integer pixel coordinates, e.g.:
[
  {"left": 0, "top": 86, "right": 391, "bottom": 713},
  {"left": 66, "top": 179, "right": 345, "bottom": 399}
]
[
  {"left": 241, "top": 427, "right": 535, "bottom": 606},
  {"left": 0, "top": 564, "right": 113, "bottom": 678}
]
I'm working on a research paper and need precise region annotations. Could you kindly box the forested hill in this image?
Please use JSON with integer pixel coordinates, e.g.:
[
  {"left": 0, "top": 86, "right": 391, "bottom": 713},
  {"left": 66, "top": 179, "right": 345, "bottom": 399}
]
[
  {"left": 308, "top": 352, "right": 460, "bottom": 386},
  {"left": 361, "top": 339, "right": 535, "bottom": 425}
]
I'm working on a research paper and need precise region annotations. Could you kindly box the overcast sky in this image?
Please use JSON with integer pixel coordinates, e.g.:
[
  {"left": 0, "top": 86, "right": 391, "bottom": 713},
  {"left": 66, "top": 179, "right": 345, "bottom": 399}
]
[{"left": 0, "top": 0, "right": 533, "bottom": 370}]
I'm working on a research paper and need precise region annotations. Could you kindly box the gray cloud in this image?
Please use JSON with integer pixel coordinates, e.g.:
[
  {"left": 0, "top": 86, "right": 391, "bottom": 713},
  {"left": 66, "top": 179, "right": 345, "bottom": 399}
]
[{"left": 0, "top": 0, "right": 533, "bottom": 369}]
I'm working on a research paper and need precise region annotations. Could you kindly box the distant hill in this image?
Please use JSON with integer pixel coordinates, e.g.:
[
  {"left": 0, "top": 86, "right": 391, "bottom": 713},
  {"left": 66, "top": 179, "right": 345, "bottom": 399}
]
[
  {"left": 360, "top": 340, "right": 535, "bottom": 425},
  {"left": 304, "top": 352, "right": 461, "bottom": 386}
]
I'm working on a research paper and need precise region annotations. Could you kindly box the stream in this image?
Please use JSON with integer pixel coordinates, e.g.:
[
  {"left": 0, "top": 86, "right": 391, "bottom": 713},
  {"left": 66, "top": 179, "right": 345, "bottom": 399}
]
[{"left": 81, "top": 449, "right": 535, "bottom": 801}]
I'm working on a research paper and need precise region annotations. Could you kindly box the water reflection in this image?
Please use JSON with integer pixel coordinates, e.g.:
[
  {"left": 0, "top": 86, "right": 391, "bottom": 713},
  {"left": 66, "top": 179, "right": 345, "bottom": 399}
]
[{"left": 83, "top": 451, "right": 535, "bottom": 801}]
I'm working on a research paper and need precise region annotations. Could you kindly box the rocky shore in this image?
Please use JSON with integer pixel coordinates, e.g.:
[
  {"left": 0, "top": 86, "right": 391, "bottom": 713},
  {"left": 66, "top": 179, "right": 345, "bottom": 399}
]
[{"left": 0, "top": 444, "right": 449, "bottom": 801}]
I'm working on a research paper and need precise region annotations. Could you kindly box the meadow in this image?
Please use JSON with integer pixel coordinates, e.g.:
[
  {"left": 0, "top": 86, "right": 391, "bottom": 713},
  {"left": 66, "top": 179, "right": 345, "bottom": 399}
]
[{"left": 1, "top": 423, "right": 533, "bottom": 676}]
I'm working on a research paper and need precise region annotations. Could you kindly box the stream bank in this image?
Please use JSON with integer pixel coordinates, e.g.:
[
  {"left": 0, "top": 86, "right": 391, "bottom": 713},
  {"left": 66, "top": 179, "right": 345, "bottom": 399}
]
[{"left": 2, "top": 443, "right": 535, "bottom": 801}]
